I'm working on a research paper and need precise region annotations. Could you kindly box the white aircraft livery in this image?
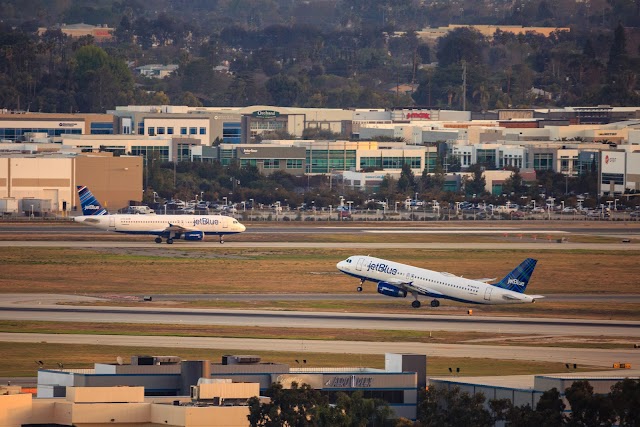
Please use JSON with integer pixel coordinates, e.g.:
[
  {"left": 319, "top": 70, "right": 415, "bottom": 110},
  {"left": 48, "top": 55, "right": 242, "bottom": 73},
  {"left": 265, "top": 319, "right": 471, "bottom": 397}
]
[
  {"left": 336, "top": 255, "right": 543, "bottom": 308},
  {"left": 74, "top": 186, "right": 246, "bottom": 244}
]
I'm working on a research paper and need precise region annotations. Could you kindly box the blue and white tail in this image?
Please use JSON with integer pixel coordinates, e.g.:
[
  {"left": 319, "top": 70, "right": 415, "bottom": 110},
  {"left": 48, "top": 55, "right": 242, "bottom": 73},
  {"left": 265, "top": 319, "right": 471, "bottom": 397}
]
[
  {"left": 492, "top": 258, "right": 537, "bottom": 293},
  {"left": 77, "top": 186, "right": 108, "bottom": 216}
]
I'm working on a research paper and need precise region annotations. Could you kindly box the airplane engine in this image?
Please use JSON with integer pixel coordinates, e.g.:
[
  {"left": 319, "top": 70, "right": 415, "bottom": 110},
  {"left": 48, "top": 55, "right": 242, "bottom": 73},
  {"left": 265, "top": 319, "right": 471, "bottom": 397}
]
[
  {"left": 182, "top": 231, "right": 204, "bottom": 241},
  {"left": 377, "top": 282, "right": 407, "bottom": 298}
]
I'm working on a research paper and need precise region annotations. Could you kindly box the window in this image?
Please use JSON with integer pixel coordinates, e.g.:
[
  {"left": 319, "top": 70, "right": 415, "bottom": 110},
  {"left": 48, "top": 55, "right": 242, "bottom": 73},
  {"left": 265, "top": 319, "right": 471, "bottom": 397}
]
[
  {"left": 223, "top": 122, "right": 242, "bottom": 143},
  {"left": 286, "top": 159, "right": 303, "bottom": 169},
  {"left": 90, "top": 122, "right": 114, "bottom": 135},
  {"left": 189, "top": 127, "right": 197, "bottom": 135},
  {"left": 148, "top": 127, "right": 155, "bottom": 136},
  {"left": 180, "top": 127, "right": 187, "bottom": 135},
  {"left": 167, "top": 127, "right": 174, "bottom": 135},
  {"left": 199, "top": 127, "right": 206, "bottom": 135},
  {"left": 157, "top": 127, "right": 165, "bottom": 135}
]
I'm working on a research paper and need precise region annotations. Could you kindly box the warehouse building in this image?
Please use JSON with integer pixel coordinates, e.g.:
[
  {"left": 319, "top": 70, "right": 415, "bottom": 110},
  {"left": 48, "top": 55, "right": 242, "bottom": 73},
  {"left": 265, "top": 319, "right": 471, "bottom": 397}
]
[
  {"left": 0, "top": 153, "right": 142, "bottom": 214},
  {"left": 37, "top": 353, "right": 425, "bottom": 420}
]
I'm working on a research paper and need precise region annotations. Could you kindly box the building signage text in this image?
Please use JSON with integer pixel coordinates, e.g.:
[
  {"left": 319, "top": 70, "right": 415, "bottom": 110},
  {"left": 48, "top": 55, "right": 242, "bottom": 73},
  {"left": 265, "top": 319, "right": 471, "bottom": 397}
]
[
  {"left": 325, "top": 376, "right": 373, "bottom": 388},
  {"left": 405, "top": 112, "right": 431, "bottom": 120},
  {"left": 252, "top": 110, "right": 280, "bottom": 119}
]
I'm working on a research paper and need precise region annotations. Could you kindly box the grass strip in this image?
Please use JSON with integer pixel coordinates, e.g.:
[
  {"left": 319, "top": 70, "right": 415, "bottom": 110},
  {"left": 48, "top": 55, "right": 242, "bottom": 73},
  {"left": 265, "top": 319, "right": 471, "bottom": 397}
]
[{"left": 0, "top": 342, "right": 587, "bottom": 378}]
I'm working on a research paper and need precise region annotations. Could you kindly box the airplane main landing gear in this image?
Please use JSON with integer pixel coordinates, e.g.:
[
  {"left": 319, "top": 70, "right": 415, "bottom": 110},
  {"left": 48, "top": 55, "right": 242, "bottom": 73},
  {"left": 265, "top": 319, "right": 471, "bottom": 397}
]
[
  {"left": 430, "top": 299, "right": 440, "bottom": 308},
  {"left": 411, "top": 300, "right": 421, "bottom": 309},
  {"left": 154, "top": 237, "right": 162, "bottom": 244},
  {"left": 166, "top": 238, "right": 174, "bottom": 244}
]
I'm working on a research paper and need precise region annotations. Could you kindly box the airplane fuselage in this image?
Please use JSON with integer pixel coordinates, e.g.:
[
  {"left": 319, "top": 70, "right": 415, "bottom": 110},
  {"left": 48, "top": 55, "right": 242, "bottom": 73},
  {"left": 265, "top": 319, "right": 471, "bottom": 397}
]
[
  {"left": 75, "top": 214, "right": 245, "bottom": 237},
  {"left": 337, "top": 256, "right": 539, "bottom": 305}
]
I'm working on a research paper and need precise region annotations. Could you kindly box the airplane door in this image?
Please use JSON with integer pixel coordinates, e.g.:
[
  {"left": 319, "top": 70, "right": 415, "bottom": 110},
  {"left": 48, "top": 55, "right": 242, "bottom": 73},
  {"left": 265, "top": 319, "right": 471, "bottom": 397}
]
[
  {"left": 222, "top": 219, "right": 228, "bottom": 229},
  {"left": 484, "top": 287, "right": 493, "bottom": 301},
  {"left": 356, "top": 257, "right": 365, "bottom": 271},
  {"left": 109, "top": 216, "right": 115, "bottom": 229}
]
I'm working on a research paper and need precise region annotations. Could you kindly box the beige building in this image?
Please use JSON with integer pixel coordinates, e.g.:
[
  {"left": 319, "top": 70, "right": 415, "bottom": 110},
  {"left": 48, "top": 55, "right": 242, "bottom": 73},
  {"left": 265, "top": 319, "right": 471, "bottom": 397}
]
[
  {"left": 0, "top": 153, "right": 142, "bottom": 214},
  {"left": 1, "top": 383, "right": 256, "bottom": 427}
]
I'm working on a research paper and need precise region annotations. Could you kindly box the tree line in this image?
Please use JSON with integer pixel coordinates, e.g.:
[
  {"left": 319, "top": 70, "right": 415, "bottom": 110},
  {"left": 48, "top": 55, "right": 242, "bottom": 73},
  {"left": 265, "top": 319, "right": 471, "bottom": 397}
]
[
  {"left": 0, "top": 1, "right": 639, "bottom": 112},
  {"left": 246, "top": 379, "right": 640, "bottom": 426}
]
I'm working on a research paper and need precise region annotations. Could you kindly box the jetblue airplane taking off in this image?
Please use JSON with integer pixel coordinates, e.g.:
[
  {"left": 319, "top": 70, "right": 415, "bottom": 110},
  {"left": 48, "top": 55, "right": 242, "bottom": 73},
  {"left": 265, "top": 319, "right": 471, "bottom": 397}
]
[
  {"left": 336, "top": 256, "right": 543, "bottom": 308},
  {"left": 74, "top": 186, "right": 246, "bottom": 244}
]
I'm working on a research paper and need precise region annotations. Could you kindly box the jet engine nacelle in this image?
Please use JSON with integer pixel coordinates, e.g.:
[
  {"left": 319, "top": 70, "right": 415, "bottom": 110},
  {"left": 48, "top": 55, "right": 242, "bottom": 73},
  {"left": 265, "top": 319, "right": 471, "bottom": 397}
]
[
  {"left": 377, "top": 282, "right": 407, "bottom": 298},
  {"left": 182, "top": 231, "right": 204, "bottom": 241}
]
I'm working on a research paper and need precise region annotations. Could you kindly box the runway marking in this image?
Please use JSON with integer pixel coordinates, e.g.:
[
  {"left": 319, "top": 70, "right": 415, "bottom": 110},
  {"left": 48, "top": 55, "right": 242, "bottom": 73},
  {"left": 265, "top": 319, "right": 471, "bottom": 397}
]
[{"left": 364, "top": 230, "right": 567, "bottom": 234}]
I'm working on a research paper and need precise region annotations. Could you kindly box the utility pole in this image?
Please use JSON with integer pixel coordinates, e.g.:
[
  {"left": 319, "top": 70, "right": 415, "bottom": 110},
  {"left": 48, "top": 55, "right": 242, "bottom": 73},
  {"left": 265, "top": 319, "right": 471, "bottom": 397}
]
[{"left": 461, "top": 61, "right": 467, "bottom": 111}]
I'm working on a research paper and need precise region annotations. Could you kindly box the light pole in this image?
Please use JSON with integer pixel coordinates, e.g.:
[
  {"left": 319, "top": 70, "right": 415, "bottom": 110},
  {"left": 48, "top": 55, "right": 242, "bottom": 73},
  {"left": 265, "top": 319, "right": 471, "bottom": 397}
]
[
  {"left": 30, "top": 204, "right": 34, "bottom": 219},
  {"left": 614, "top": 199, "right": 619, "bottom": 211}
]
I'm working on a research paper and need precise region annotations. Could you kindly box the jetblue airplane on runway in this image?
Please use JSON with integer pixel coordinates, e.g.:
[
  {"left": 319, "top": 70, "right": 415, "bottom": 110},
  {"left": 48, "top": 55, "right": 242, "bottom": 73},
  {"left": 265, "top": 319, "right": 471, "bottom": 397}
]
[
  {"left": 74, "top": 186, "right": 245, "bottom": 244},
  {"left": 336, "top": 256, "right": 543, "bottom": 308}
]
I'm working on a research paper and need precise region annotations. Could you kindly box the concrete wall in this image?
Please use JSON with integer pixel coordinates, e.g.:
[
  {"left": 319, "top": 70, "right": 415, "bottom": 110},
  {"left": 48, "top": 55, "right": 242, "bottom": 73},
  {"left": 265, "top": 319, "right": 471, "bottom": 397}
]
[
  {"left": 75, "top": 155, "right": 142, "bottom": 210},
  {"left": 0, "top": 393, "right": 32, "bottom": 427}
]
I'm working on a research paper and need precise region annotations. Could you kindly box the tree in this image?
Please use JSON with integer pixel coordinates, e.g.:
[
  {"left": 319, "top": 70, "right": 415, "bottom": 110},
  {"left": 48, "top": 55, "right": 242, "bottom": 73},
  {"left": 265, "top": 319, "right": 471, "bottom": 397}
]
[
  {"left": 266, "top": 74, "right": 302, "bottom": 106},
  {"left": 609, "top": 378, "right": 640, "bottom": 426},
  {"left": 418, "top": 385, "right": 493, "bottom": 427},
  {"left": 73, "top": 44, "right": 135, "bottom": 112},
  {"left": 248, "top": 382, "right": 325, "bottom": 427},
  {"left": 501, "top": 168, "right": 527, "bottom": 198},
  {"left": 565, "top": 380, "right": 615, "bottom": 426},
  {"left": 398, "top": 162, "right": 416, "bottom": 194},
  {"left": 465, "top": 163, "right": 486, "bottom": 196}
]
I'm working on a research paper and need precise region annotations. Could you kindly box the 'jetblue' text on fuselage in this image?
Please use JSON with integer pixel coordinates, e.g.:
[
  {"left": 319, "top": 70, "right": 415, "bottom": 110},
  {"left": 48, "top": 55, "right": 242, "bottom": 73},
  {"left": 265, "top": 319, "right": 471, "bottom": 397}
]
[
  {"left": 193, "top": 218, "right": 219, "bottom": 226},
  {"left": 366, "top": 262, "right": 399, "bottom": 275}
]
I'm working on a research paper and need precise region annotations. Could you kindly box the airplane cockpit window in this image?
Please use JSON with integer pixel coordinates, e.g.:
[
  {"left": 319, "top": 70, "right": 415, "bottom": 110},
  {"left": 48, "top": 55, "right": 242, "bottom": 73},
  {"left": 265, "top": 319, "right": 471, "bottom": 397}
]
[{"left": 346, "top": 258, "right": 353, "bottom": 263}]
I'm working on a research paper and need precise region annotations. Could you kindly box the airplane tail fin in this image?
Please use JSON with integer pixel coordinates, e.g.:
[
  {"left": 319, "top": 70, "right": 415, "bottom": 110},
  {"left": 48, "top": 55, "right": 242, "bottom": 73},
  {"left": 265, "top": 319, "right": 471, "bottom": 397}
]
[
  {"left": 77, "top": 186, "right": 108, "bottom": 216},
  {"left": 492, "top": 258, "right": 537, "bottom": 293}
]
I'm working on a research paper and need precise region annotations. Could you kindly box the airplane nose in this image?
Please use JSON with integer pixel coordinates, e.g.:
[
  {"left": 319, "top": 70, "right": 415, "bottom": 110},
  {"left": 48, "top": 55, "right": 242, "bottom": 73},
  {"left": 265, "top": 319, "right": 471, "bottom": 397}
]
[
  {"left": 336, "top": 260, "right": 345, "bottom": 270},
  {"left": 239, "top": 223, "right": 246, "bottom": 232}
]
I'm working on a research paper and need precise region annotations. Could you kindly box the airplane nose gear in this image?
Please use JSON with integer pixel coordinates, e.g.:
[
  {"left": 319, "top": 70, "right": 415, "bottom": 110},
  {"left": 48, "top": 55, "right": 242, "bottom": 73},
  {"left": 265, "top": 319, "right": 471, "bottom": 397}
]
[
  {"left": 219, "top": 236, "right": 224, "bottom": 244},
  {"left": 411, "top": 300, "right": 421, "bottom": 308},
  {"left": 430, "top": 299, "right": 440, "bottom": 307},
  {"left": 357, "top": 279, "right": 365, "bottom": 292}
]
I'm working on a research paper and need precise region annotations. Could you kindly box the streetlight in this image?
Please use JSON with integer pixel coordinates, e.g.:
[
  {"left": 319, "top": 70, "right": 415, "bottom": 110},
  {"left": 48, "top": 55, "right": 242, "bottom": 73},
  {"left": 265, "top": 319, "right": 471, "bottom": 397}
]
[
  {"left": 614, "top": 199, "right": 619, "bottom": 211},
  {"left": 30, "top": 204, "right": 34, "bottom": 219}
]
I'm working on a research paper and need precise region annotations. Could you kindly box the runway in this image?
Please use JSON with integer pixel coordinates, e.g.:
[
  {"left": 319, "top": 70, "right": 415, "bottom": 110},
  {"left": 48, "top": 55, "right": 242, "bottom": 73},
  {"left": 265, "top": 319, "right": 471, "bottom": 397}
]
[
  {"left": 0, "top": 332, "right": 637, "bottom": 367},
  {"left": 0, "top": 240, "right": 638, "bottom": 250},
  {"left": 0, "top": 304, "right": 638, "bottom": 338},
  {"left": 1, "top": 224, "right": 639, "bottom": 235},
  {"left": 140, "top": 293, "right": 640, "bottom": 304}
]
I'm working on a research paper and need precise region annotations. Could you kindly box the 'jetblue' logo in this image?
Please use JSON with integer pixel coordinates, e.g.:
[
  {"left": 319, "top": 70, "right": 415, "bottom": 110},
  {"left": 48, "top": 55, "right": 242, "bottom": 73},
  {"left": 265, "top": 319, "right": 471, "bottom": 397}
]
[
  {"left": 366, "top": 262, "right": 398, "bottom": 275},
  {"left": 193, "top": 218, "right": 219, "bottom": 226},
  {"left": 508, "top": 278, "right": 525, "bottom": 287},
  {"left": 86, "top": 204, "right": 100, "bottom": 210}
]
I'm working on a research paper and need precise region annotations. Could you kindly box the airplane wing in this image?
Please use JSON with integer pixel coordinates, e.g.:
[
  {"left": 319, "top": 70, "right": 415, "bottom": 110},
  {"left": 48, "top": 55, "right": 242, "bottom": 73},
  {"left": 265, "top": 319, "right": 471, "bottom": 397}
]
[
  {"left": 163, "top": 223, "right": 198, "bottom": 233},
  {"left": 384, "top": 279, "right": 445, "bottom": 297}
]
